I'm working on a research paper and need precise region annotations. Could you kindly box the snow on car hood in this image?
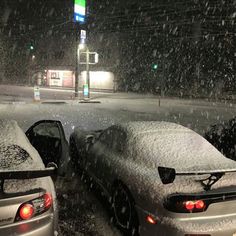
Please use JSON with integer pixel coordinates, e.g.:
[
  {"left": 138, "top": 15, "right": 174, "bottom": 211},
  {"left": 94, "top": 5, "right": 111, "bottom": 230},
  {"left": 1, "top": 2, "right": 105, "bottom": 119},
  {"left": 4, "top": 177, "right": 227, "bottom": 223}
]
[{"left": 0, "top": 120, "right": 46, "bottom": 193}]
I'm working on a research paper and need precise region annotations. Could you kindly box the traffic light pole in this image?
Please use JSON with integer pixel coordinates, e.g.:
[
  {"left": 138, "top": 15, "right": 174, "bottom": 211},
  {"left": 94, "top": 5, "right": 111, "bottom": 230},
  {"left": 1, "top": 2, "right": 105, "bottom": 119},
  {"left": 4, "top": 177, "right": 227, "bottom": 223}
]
[
  {"left": 86, "top": 47, "right": 90, "bottom": 98},
  {"left": 75, "top": 29, "right": 80, "bottom": 98}
]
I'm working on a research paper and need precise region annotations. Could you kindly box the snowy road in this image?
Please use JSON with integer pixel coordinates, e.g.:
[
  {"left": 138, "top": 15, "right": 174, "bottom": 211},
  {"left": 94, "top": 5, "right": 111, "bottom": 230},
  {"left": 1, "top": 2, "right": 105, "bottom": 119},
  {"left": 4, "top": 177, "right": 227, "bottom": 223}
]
[{"left": 0, "top": 85, "right": 236, "bottom": 235}]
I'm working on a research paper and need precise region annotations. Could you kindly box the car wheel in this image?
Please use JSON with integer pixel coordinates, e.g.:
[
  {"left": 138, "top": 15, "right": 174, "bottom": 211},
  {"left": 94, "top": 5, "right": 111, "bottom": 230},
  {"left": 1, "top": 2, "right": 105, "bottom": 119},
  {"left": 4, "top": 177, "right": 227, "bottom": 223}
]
[{"left": 112, "top": 183, "right": 139, "bottom": 235}]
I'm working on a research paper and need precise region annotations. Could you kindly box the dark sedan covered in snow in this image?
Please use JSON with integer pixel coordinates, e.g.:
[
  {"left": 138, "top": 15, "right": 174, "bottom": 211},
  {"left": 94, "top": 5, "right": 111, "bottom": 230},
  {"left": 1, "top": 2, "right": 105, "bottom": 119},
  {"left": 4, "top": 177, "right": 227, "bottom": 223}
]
[
  {"left": 0, "top": 120, "right": 58, "bottom": 236},
  {"left": 70, "top": 121, "right": 236, "bottom": 236}
]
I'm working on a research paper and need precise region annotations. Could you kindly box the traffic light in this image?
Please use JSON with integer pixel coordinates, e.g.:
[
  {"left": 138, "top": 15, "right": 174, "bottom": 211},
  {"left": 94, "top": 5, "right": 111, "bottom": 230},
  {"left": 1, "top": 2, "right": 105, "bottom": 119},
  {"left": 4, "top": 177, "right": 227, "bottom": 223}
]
[
  {"left": 29, "top": 41, "right": 35, "bottom": 50},
  {"left": 152, "top": 64, "right": 158, "bottom": 70}
]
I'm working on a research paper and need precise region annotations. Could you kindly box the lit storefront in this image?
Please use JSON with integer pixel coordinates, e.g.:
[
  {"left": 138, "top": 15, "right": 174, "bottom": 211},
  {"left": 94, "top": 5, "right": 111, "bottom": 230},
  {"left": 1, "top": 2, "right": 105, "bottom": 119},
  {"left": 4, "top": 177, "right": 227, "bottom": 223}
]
[
  {"left": 44, "top": 69, "right": 115, "bottom": 91},
  {"left": 46, "top": 70, "right": 75, "bottom": 88}
]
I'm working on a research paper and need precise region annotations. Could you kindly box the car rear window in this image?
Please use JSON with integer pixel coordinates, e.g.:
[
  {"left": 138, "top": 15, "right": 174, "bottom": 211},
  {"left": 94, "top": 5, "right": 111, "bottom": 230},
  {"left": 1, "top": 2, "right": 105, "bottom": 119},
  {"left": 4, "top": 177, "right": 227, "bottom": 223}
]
[{"left": 0, "top": 144, "right": 31, "bottom": 169}]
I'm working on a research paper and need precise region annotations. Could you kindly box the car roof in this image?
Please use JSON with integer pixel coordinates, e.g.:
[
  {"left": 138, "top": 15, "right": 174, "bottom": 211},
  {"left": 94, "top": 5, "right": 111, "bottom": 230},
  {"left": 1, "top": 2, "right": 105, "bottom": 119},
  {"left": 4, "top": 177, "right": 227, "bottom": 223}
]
[
  {"left": 117, "top": 121, "right": 188, "bottom": 134},
  {"left": 115, "top": 121, "right": 236, "bottom": 172}
]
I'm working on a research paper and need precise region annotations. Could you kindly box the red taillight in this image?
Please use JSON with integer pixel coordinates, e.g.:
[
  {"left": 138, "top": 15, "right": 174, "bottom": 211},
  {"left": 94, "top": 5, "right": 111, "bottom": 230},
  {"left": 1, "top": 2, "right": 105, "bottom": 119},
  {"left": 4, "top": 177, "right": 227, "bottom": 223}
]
[
  {"left": 184, "top": 200, "right": 205, "bottom": 211},
  {"left": 16, "top": 192, "right": 53, "bottom": 222},
  {"left": 19, "top": 204, "right": 34, "bottom": 220},
  {"left": 44, "top": 193, "right": 53, "bottom": 209},
  {"left": 195, "top": 200, "right": 205, "bottom": 210},
  {"left": 146, "top": 215, "right": 157, "bottom": 225},
  {"left": 184, "top": 201, "right": 195, "bottom": 211}
]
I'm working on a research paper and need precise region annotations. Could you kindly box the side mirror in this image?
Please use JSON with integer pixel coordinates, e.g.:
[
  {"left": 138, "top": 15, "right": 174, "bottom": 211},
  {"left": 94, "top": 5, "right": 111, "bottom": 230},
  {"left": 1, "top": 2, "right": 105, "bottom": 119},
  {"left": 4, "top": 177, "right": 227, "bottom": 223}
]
[
  {"left": 85, "top": 135, "right": 95, "bottom": 144},
  {"left": 158, "top": 166, "right": 176, "bottom": 184},
  {"left": 47, "top": 162, "right": 58, "bottom": 169}
]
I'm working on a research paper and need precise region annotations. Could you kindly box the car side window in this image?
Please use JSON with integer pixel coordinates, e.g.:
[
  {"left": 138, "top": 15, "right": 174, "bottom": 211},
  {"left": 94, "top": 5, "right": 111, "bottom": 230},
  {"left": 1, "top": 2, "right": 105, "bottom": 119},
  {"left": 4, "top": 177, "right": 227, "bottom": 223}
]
[
  {"left": 112, "top": 129, "right": 127, "bottom": 153},
  {"left": 99, "top": 128, "right": 113, "bottom": 148}
]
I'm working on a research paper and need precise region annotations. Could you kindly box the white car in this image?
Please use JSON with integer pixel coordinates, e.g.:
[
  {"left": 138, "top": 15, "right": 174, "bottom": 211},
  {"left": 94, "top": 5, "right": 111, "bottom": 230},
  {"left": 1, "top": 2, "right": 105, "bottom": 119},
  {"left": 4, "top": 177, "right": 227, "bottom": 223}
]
[
  {"left": 0, "top": 120, "right": 60, "bottom": 236},
  {"left": 70, "top": 121, "right": 236, "bottom": 236}
]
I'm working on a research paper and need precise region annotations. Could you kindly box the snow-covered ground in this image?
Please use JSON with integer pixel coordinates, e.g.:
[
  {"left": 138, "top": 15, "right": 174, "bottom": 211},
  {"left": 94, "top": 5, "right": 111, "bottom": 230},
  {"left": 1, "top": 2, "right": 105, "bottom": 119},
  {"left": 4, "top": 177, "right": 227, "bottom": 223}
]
[
  {"left": 0, "top": 86, "right": 235, "bottom": 235},
  {"left": 0, "top": 91, "right": 235, "bottom": 136}
]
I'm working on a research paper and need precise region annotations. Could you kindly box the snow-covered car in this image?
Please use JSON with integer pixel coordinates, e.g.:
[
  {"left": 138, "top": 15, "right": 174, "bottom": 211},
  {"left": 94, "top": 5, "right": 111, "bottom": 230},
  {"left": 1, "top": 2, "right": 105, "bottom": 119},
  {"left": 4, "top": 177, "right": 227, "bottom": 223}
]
[
  {"left": 205, "top": 116, "right": 236, "bottom": 161},
  {"left": 69, "top": 121, "right": 236, "bottom": 236},
  {"left": 0, "top": 120, "right": 58, "bottom": 236}
]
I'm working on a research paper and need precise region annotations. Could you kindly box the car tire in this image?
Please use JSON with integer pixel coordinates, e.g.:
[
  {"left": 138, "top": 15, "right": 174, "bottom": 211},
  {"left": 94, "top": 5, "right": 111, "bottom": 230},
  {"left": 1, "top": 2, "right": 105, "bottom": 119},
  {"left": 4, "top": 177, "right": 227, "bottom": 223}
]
[{"left": 112, "top": 182, "right": 139, "bottom": 236}]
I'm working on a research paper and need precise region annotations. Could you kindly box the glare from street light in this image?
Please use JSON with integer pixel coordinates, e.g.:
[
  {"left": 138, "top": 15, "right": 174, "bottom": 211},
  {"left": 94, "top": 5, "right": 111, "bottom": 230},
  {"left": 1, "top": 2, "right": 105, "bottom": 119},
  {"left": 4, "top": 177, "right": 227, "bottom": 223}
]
[{"left": 32, "top": 55, "right": 35, "bottom": 60}]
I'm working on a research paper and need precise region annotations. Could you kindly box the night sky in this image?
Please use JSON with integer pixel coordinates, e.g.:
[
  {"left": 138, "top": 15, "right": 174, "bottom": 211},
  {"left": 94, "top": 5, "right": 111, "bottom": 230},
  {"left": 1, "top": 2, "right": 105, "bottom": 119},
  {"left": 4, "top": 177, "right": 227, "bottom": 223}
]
[{"left": 0, "top": 0, "right": 235, "bottom": 94}]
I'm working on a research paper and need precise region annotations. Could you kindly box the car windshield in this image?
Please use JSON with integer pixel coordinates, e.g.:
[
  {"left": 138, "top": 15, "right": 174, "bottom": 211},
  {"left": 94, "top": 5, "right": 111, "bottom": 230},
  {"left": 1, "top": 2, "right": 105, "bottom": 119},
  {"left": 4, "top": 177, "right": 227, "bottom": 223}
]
[{"left": 0, "top": 0, "right": 236, "bottom": 235}]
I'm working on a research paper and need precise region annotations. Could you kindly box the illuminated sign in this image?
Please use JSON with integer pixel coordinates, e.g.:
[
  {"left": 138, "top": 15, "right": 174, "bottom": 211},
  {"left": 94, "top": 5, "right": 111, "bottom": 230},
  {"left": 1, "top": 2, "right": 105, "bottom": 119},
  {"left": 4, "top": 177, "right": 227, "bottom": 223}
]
[
  {"left": 80, "top": 30, "right": 86, "bottom": 44},
  {"left": 83, "top": 84, "right": 89, "bottom": 97},
  {"left": 74, "top": 0, "right": 86, "bottom": 23}
]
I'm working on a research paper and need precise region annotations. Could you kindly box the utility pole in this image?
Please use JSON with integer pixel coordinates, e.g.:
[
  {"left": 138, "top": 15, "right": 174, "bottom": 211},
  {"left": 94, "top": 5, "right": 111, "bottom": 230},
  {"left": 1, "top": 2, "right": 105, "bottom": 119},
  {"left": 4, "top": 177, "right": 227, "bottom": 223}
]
[
  {"left": 73, "top": 0, "right": 86, "bottom": 98},
  {"left": 75, "top": 30, "right": 80, "bottom": 98},
  {"left": 86, "top": 46, "right": 90, "bottom": 98}
]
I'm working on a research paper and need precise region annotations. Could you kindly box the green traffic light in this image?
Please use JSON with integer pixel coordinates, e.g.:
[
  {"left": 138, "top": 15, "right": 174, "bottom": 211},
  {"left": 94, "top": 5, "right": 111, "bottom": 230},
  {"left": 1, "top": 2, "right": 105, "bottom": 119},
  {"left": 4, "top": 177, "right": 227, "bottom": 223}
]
[
  {"left": 30, "top": 45, "right": 34, "bottom": 50},
  {"left": 153, "top": 64, "right": 158, "bottom": 70}
]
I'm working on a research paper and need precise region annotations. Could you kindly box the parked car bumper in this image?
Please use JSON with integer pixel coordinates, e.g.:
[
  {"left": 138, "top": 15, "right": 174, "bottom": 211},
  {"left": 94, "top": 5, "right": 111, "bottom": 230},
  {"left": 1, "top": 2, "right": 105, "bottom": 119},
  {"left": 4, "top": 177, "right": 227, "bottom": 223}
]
[
  {"left": 0, "top": 214, "right": 56, "bottom": 236},
  {"left": 136, "top": 205, "right": 236, "bottom": 236}
]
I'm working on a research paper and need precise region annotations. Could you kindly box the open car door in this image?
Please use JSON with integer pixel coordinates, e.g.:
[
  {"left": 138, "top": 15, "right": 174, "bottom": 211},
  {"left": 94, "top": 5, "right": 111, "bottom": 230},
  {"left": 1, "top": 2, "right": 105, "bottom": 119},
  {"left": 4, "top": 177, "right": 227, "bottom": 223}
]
[{"left": 26, "top": 120, "right": 69, "bottom": 176}]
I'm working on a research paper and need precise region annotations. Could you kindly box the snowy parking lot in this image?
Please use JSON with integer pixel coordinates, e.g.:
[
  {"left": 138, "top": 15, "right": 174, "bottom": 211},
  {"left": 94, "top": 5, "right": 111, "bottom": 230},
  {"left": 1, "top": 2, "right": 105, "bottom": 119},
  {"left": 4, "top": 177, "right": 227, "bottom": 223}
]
[{"left": 0, "top": 89, "right": 236, "bottom": 235}]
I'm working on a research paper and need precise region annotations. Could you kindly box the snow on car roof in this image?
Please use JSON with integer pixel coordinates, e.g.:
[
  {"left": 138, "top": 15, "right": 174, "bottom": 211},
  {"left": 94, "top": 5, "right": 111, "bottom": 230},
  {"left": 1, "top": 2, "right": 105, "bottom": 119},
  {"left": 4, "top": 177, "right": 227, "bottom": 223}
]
[{"left": 118, "top": 121, "right": 236, "bottom": 172}]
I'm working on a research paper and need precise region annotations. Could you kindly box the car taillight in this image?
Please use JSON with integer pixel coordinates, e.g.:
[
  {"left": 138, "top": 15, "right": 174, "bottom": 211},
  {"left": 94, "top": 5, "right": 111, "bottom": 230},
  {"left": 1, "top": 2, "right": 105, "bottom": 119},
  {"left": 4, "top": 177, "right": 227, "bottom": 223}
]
[
  {"left": 165, "top": 192, "right": 236, "bottom": 213},
  {"left": 195, "top": 200, "right": 205, "bottom": 209},
  {"left": 146, "top": 215, "right": 157, "bottom": 225},
  {"left": 16, "top": 193, "right": 53, "bottom": 221},
  {"left": 44, "top": 193, "right": 53, "bottom": 209},
  {"left": 19, "top": 204, "right": 34, "bottom": 220},
  {"left": 184, "top": 201, "right": 195, "bottom": 211},
  {"left": 164, "top": 196, "right": 208, "bottom": 213},
  {"left": 183, "top": 200, "right": 206, "bottom": 212}
]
